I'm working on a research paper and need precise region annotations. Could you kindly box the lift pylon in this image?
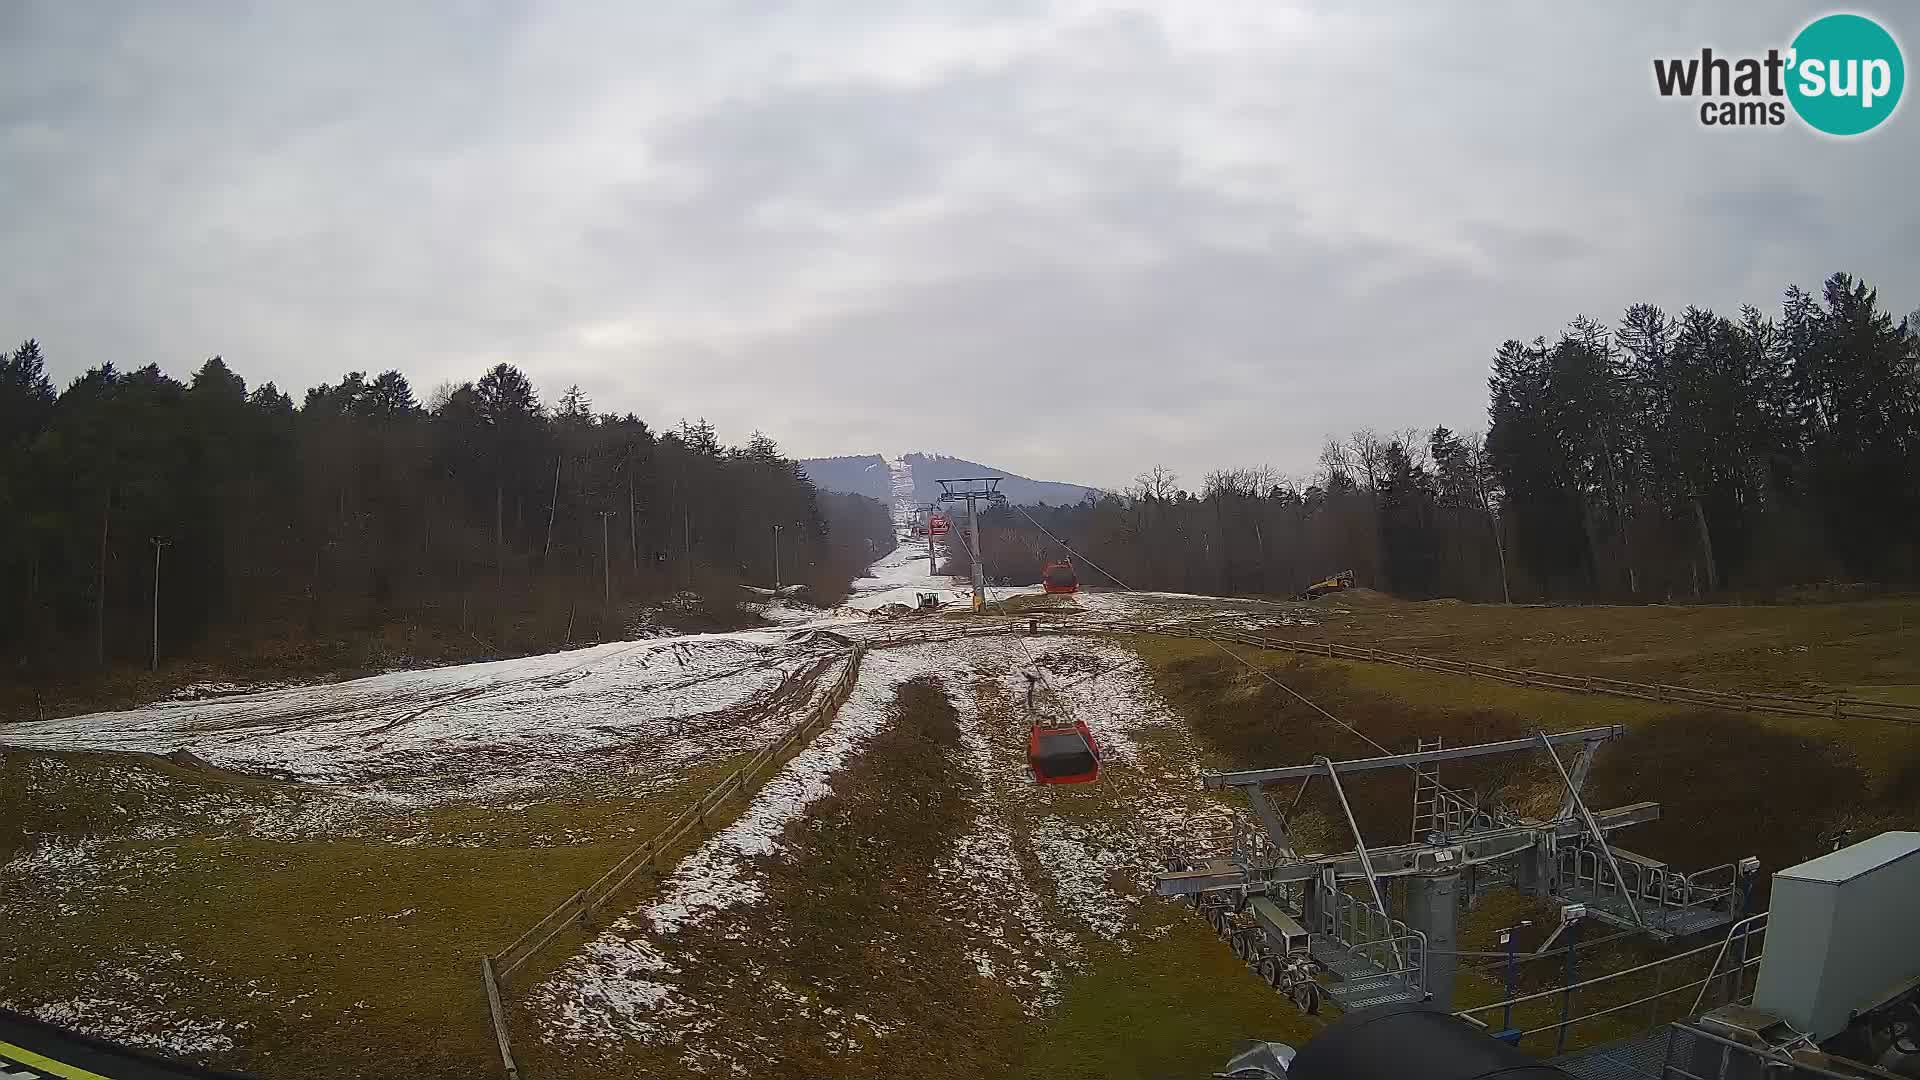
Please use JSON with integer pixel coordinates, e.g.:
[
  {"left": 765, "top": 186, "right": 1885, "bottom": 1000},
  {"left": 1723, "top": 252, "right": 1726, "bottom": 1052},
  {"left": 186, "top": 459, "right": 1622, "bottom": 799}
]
[{"left": 935, "top": 477, "right": 1006, "bottom": 611}]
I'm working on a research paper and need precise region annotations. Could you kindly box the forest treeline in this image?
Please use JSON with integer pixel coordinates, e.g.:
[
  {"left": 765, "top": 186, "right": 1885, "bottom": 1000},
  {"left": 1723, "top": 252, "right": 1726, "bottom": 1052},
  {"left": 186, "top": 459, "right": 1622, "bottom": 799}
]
[
  {"left": 955, "top": 273, "right": 1920, "bottom": 603},
  {"left": 0, "top": 352, "right": 892, "bottom": 701}
]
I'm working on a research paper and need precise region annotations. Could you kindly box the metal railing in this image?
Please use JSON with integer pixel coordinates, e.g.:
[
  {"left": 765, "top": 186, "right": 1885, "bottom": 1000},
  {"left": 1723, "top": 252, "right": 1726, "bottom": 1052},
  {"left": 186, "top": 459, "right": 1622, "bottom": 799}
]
[
  {"left": 1557, "top": 845, "right": 1738, "bottom": 921},
  {"left": 1316, "top": 882, "right": 1427, "bottom": 995},
  {"left": 1690, "top": 912, "right": 1769, "bottom": 1015},
  {"left": 1656, "top": 1021, "right": 1895, "bottom": 1080},
  {"left": 1457, "top": 924, "right": 1766, "bottom": 1051},
  {"left": 1433, "top": 787, "right": 1507, "bottom": 834}
]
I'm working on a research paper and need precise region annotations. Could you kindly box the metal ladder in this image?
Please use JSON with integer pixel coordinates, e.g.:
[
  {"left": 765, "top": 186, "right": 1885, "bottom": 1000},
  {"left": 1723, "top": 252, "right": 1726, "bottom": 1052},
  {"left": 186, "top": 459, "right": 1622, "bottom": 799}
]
[{"left": 1410, "top": 737, "right": 1443, "bottom": 841}]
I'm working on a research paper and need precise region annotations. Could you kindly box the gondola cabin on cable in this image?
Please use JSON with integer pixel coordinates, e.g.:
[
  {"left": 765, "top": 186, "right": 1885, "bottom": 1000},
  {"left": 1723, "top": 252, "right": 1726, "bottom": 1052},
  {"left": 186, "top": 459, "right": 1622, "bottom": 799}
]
[
  {"left": 1028, "top": 718, "right": 1100, "bottom": 784},
  {"left": 1040, "top": 559, "right": 1079, "bottom": 594}
]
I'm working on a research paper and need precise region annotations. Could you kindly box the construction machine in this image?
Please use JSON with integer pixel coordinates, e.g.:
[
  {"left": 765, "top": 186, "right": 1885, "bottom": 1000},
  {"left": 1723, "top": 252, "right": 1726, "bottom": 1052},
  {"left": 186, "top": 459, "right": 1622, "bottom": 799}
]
[{"left": 1301, "top": 569, "right": 1355, "bottom": 600}]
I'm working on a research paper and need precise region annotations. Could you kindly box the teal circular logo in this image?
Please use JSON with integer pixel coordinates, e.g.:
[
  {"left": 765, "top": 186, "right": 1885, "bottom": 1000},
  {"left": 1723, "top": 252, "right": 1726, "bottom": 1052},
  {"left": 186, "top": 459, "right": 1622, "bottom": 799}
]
[{"left": 1787, "top": 14, "right": 1904, "bottom": 135}]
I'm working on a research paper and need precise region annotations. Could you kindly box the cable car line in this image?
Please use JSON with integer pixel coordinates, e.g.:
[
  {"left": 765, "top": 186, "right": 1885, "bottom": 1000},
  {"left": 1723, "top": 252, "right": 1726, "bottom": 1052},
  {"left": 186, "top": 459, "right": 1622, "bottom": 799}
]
[
  {"left": 946, "top": 501, "right": 1100, "bottom": 784},
  {"left": 1010, "top": 624, "right": 1101, "bottom": 785},
  {"left": 1008, "top": 504, "right": 1488, "bottom": 811}
]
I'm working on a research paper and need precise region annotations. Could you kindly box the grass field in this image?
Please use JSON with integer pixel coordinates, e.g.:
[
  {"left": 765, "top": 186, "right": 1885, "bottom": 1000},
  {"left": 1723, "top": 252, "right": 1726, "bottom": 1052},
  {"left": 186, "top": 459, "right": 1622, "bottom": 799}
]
[
  {"left": 6, "top": 592, "right": 1920, "bottom": 1077},
  {"left": 1292, "top": 592, "right": 1920, "bottom": 694}
]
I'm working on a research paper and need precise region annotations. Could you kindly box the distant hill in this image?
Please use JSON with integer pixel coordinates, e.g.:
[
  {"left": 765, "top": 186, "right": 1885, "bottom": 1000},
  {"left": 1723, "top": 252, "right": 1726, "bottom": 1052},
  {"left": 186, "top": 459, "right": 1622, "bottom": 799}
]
[
  {"left": 797, "top": 452, "right": 1101, "bottom": 507},
  {"left": 795, "top": 455, "right": 892, "bottom": 502},
  {"left": 904, "top": 454, "right": 1100, "bottom": 506}
]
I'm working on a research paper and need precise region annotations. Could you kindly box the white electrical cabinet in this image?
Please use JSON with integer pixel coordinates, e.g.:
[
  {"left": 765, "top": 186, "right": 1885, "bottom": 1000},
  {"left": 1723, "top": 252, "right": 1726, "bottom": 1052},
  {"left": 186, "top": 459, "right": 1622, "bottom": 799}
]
[{"left": 1752, "top": 830, "right": 1920, "bottom": 1040}]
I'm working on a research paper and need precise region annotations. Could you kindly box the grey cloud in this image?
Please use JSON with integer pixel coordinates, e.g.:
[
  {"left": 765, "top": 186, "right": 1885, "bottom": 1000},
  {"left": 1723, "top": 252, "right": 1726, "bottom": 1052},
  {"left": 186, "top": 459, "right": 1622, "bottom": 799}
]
[{"left": 3, "top": 1, "right": 1917, "bottom": 490}]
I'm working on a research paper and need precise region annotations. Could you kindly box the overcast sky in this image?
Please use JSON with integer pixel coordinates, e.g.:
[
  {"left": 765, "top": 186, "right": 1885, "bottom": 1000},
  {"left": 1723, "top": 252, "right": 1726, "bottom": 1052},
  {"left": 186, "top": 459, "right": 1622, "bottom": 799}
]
[{"left": 3, "top": 2, "right": 1914, "bottom": 490}]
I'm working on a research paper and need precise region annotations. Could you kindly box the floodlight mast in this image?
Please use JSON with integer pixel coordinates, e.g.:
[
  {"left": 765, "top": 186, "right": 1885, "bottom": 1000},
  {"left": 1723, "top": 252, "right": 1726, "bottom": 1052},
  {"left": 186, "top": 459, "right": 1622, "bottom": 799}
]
[{"left": 935, "top": 477, "right": 1006, "bottom": 611}]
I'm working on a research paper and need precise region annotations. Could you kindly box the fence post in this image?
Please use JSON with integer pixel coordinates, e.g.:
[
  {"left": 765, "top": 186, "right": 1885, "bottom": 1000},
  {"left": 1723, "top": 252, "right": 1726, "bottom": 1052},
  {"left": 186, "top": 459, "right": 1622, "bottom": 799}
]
[{"left": 483, "top": 957, "right": 521, "bottom": 1080}]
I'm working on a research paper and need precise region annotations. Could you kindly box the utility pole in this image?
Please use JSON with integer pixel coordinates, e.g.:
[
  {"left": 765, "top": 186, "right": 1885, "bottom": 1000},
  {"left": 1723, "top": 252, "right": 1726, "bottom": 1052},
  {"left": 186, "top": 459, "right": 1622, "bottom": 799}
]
[
  {"left": 936, "top": 477, "right": 1005, "bottom": 612},
  {"left": 149, "top": 536, "right": 170, "bottom": 672},
  {"left": 543, "top": 456, "right": 561, "bottom": 560},
  {"left": 627, "top": 462, "right": 639, "bottom": 574},
  {"left": 599, "top": 511, "right": 616, "bottom": 608},
  {"left": 771, "top": 524, "right": 784, "bottom": 590}
]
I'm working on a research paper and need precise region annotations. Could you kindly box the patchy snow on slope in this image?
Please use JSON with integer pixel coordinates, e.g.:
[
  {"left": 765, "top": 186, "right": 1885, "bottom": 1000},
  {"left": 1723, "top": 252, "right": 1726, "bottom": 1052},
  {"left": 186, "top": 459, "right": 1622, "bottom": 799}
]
[
  {"left": 744, "top": 598, "right": 839, "bottom": 626},
  {"left": 18, "top": 993, "right": 241, "bottom": 1057},
  {"left": 1, "top": 946, "right": 245, "bottom": 1058},
  {"left": 844, "top": 539, "right": 954, "bottom": 611},
  {"left": 1070, "top": 589, "right": 1319, "bottom": 636},
  {"left": 533, "top": 642, "right": 955, "bottom": 1043},
  {"left": 845, "top": 540, "right": 1045, "bottom": 612},
  {"left": 0, "top": 629, "right": 850, "bottom": 805},
  {"left": 885, "top": 454, "right": 918, "bottom": 531},
  {"left": 1000, "top": 635, "right": 1236, "bottom": 942},
  {"left": 933, "top": 641, "right": 1078, "bottom": 1011}
]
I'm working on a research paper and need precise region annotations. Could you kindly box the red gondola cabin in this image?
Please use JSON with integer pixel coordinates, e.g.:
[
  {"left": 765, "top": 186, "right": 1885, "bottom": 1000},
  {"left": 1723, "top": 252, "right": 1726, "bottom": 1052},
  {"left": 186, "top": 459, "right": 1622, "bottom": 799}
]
[
  {"left": 1029, "top": 719, "right": 1100, "bottom": 784},
  {"left": 1041, "top": 560, "right": 1079, "bottom": 594}
]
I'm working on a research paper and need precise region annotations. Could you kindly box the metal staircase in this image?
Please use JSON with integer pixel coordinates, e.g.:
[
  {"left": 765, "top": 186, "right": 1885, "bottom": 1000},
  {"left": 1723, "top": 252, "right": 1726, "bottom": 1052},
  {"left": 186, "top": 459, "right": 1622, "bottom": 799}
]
[{"left": 1306, "top": 878, "right": 1427, "bottom": 1010}]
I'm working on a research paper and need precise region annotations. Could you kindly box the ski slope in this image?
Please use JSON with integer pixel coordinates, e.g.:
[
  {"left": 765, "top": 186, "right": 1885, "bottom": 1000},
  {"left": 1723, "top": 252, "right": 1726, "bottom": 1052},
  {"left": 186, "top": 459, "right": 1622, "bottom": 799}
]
[{"left": 0, "top": 630, "right": 849, "bottom": 805}]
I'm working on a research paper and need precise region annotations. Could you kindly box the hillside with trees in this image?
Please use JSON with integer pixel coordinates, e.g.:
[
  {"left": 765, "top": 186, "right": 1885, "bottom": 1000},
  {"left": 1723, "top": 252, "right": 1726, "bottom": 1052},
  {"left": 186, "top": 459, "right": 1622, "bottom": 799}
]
[
  {"left": 952, "top": 273, "right": 1919, "bottom": 603},
  {"left": 0, "top": 354, "right": 891, "bottom": 717}
]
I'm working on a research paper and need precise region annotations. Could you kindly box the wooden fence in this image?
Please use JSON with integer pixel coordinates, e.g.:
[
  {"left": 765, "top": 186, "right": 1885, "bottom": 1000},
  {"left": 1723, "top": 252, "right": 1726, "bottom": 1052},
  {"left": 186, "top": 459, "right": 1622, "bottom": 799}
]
[{"left": 481, "top": 644, "right": 868, "bottom": 1080}]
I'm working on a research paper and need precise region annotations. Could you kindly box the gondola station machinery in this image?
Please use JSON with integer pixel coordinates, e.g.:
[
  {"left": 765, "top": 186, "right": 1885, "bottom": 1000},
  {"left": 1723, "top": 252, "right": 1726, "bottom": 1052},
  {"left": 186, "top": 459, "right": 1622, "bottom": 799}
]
[
  {"left": 1207, "top": 831, "right": 1920, "bottom": 1079},
  {"left": 1163, "top": 723, "right": 1920, "bottom": 1079},
  {"left": 1158, "top": 727, "right": 1757, "bottom": 1017}
]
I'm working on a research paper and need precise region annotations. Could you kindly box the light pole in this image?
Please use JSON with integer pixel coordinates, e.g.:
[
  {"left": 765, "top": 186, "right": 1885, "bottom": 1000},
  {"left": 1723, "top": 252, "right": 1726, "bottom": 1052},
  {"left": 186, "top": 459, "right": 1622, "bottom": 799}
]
[
  {"left": 149, "top": 536, "right": 170, "bottom": 672},
  {"left": 771, "top": 524, "right": 784, "bottom": 590},
  {"left": 599, "top": 511, "right": 616, "bottom": 608}
]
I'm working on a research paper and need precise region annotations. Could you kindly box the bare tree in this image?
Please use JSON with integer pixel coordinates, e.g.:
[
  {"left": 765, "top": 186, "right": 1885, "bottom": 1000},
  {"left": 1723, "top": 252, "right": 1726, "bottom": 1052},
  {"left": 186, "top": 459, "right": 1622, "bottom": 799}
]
[{"left": 1463, "top": 432, "right": 1512, "bottom": 604}]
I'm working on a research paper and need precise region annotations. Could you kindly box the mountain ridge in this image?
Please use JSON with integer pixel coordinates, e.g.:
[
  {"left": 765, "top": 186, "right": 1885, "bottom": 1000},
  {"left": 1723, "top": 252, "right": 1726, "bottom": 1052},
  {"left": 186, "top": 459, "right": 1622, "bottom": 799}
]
[{"left": 798, "top": 452, "right": 1102, "bottom": 506}]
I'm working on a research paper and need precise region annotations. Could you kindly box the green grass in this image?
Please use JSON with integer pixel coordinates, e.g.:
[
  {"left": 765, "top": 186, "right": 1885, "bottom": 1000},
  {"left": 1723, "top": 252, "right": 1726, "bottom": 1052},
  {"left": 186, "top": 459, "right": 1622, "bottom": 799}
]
[
  {"left": 1129, "top": 628, "right": 1920, "bottom": 872},
  {"left": 520, "top": 675, "right": 1030, "bottom": 1080},
  {"left": 1112, "top": 629, "right": 1870, "bottom": 1058},
  {"left": 1018, "top": 903, "right": 1316, "bottom": 1080},
  {"left": 1293, "top": 594, "right": 1920, "bottom": 694},
  {"left": 14, "top": 595, "right": 1920, "bottom": 1077},
  {"left": 0, "top": 747, "right": 766, "bottom": 1080}
]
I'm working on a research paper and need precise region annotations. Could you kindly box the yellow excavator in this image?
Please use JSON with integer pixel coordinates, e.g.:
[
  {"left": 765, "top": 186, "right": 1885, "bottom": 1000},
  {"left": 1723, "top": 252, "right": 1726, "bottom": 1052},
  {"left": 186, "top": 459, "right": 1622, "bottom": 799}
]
[{"left": 1300, "top": 569, "right": 1355, "bottom": 600}]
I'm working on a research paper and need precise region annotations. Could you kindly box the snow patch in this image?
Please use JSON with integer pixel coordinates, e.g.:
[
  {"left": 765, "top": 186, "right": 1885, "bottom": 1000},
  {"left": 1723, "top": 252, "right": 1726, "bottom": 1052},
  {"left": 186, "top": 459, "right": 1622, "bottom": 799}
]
[
  {"left": 2, "top": 630, "right": 849, "bottom": 806},
  {"left": 532, "top": 643, "right": 952, "bottom": 1042}
]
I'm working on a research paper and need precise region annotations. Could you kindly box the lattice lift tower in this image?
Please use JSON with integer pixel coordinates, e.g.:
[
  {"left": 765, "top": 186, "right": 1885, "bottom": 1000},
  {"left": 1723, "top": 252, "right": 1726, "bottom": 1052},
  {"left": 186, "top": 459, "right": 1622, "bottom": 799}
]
[
  {"left": 936, "top": 477, "right": 1006, "bottom": 612},
  {"left": 1156, "top": 726, "right": 1761, "bottom": 1018}
]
